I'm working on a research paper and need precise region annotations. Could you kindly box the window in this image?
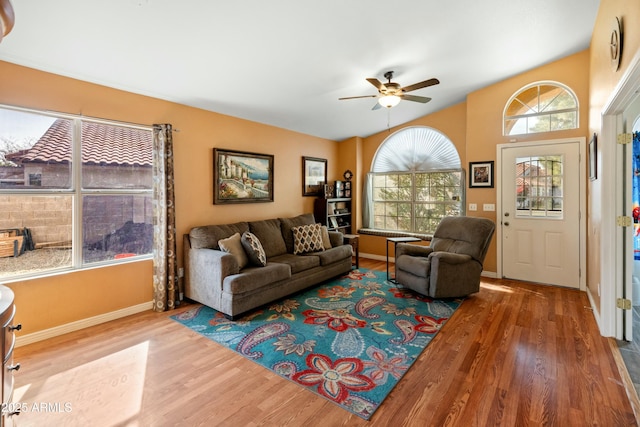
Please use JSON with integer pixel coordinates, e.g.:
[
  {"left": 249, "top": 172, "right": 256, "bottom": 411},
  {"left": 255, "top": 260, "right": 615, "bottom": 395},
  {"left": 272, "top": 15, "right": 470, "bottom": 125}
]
[
  {"left": 504, "top": 82, "right": 578, "bottom": 136},
  {"left": 515, "top": 155, "right": 563, "bottom": 218},
  {"left": 0, "top": 106, "right": 154, "bottom": 280},
  {"left": 364, "top": 126, "right": 464, "bottom": 235}
]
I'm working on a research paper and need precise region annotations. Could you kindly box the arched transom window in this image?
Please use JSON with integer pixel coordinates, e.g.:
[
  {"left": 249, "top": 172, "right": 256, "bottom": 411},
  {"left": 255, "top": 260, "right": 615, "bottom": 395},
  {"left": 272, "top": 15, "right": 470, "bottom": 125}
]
[
  {"left": 504, "top": 82, "right": 578, "bottom": 136},
  {"left": 363, "top": 126, "right": 464, "bottom": 235}
]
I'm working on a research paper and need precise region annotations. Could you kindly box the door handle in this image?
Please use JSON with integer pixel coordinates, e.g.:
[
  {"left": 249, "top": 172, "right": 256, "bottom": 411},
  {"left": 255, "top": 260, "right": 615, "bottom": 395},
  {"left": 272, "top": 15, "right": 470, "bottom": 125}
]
[{"left": 504, "top": 222, "right": 510, "bottom": 226}]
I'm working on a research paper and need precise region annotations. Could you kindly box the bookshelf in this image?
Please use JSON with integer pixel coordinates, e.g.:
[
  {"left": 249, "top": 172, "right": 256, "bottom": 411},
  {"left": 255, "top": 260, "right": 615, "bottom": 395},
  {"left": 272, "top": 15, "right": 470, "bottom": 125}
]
[{"left": 314, "top": 197, "right": 352, "bottom": 234}]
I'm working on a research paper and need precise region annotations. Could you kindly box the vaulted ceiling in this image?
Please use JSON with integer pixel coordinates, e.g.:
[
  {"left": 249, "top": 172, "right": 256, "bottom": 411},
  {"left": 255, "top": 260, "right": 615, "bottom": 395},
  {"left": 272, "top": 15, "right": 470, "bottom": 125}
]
[{"left": 0, "top": 0, "right": 600, "bottom": 141}]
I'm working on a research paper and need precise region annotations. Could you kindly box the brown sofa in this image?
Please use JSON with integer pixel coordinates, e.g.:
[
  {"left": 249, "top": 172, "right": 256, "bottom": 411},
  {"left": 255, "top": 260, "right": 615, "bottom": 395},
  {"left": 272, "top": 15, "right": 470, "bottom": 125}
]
[{"left": 184, "top": 213, "right": 352, "bottom": 319}]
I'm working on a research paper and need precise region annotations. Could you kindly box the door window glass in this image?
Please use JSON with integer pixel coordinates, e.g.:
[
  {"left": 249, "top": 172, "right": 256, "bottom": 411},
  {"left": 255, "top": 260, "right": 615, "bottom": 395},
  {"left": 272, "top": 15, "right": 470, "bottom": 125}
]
[{"left": 515, "top": 155, "right": 563, "bottom": 218}]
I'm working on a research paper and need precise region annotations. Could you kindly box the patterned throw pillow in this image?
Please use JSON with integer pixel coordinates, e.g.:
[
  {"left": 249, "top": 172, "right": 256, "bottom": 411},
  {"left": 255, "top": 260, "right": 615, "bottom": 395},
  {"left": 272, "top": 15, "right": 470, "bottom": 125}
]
[
  {"left": 241, "top": 231, "right": 267, "bottom": 267},
  {"left": 218, "top": 233, "right": 249, "bottom": 269},
  {"left": 292, "top": 223, "right": 325, "bottom": 255}
]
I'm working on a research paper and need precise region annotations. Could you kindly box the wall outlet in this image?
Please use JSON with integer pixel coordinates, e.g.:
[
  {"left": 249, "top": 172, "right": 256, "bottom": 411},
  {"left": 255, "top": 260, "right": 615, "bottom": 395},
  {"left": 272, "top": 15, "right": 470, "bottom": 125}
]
[
  {"left": 469, "top": 203, "right": 477, "bottom": 211},
  {"left": 483, "top": 203, "right": 495, "bottom": 211},
  {"left": 178, "top": 267, "right": 184, "bottom": 278}
]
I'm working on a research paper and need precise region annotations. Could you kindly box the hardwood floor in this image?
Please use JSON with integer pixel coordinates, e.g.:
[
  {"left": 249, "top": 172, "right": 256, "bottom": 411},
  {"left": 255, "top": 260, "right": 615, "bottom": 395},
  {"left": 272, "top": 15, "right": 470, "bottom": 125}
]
[
  {"left": 12, "top": 259, "right": 640, "bottom": 426},
  {"left": 618, "top": 306, "right": 640, "bottom": 398}
]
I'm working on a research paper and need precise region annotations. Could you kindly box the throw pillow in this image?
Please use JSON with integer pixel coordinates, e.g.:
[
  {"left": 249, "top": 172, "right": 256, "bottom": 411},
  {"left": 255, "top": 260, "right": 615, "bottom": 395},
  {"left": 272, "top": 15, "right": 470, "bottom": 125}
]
[
  {"left": 218, "top": 233, "right": 248, "bottom": 269},
  {"left": 292, "top": 223, "right": 325, "bottom": 255},
  {"left": 241, "top": 231, "right": 267, "bottom": 267},
  {"left": 320, "top": 225, "right": 332, "bottom": 250}
]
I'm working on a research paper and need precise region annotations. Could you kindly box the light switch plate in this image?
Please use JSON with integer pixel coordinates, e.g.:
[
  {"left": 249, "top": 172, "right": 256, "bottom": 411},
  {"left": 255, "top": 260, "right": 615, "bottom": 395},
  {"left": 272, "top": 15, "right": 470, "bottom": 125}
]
[
  {"left": 483, "top": 203, "right": 495, "bottom": 211},
  {"left": 469, "top": 203, "right": 477, "bottom": 211}
]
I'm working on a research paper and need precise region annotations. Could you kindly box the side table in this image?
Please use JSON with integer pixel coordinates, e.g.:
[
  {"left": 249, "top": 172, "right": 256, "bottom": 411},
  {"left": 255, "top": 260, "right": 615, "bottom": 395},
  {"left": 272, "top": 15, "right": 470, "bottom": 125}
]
[
  {"left": 342, "top": 234, "right": 359, "bottom": 269},
  {"left": 386, "top": 236, "right": 421, "bottom": 283}
]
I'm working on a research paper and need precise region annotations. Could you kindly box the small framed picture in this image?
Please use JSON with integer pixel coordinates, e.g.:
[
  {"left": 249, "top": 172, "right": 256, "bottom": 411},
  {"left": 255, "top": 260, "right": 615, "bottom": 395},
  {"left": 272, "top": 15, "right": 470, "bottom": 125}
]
[
  {"left": 469, "top": 161, "right": 494, "bottom": 188},
  {"left": 303, "top": 156, "right": 327, "bottom": 196}
]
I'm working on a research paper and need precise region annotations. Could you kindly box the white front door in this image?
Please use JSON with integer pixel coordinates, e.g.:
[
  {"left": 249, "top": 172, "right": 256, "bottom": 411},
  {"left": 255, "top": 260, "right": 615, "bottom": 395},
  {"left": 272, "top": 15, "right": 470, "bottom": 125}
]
[{"left": 499, "top": 139, "right": 582, "bottom": 288}]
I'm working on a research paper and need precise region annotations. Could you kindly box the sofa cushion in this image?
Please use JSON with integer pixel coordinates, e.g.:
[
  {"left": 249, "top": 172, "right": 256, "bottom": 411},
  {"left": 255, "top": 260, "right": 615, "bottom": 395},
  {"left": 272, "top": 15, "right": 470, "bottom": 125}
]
[
  {"left": 248, "top": 219, "right": 287, "bottom": 258},
  {"left": 223, "top": 263, "right": 291, "bottom": 294},
  {"left": 189, "top": 222, "right": 249, "bottom": 249},
  {"left": 218, "top": 233, "right": 248, "bottom": 269},
  {"left": 241, "top": 231, "right": 267, "bottom": 267},
  {"left": 305, "top": 245, "right": 352, "bottom": 266},
  {"left": 292, "top": 223, "right": 325, "bottom": 255},
  {"left": 396, "top": 253, "right": 431, "bottom": 278},
  {"left": 320, "top": 226, "right": 332, "bottom": 250},
  {"left": 270, "top": 253, "right": 320, "bottom": 274},
  {"left": 279, "top": 213, "right": 316, "bottom": 253}
]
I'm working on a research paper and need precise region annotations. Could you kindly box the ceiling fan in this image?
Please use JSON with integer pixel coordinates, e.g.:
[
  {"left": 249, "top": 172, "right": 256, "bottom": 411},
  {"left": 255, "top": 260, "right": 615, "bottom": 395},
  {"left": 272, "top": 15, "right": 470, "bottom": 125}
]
[
  {"left": 339, "top": 71, "right": 440, "bottom": 110},
  {"left": 0, "top": 0, "right": 15, "bottom": 43}
]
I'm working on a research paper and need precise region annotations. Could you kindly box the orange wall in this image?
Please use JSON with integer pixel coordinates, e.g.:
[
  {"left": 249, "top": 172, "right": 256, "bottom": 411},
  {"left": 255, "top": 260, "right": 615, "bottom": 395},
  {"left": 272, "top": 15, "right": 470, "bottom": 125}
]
[
  {"left": 0, "top": 61, "right": 339, "bottom": 335},
  {"left": 350, "top": 51, "right": 590, "bottom": 273},
  {"left": 466, "top": 49, "right": 591, "bottom": 274},
  {"left": 588, "top": 1, "right": 640, "bottom": 313}
]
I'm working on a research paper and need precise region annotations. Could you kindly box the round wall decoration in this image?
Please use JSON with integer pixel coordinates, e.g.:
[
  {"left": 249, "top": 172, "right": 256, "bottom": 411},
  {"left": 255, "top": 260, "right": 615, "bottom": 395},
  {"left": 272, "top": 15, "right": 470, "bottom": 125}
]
[{"left": 610, "top": 16, "right": 622, "bottom": 71}]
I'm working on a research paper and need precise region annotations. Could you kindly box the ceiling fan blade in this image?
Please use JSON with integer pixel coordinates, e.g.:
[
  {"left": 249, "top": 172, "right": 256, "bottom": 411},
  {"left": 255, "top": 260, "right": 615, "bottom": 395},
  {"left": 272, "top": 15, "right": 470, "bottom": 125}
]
[
  {"left": 372, "top": 102, "right": 382, "bottom": 110},
  {"left": 402, "top": 94, "right": 432, "bottom": 103},
  {"left": 401, "top": 78, "right": 440, "bottom": 93},
  {"left": 339, "top": 95, "right": 378, "bottom": 100},
  {"left": 366, "top": 78, "right": 387, "bottom": 91}
]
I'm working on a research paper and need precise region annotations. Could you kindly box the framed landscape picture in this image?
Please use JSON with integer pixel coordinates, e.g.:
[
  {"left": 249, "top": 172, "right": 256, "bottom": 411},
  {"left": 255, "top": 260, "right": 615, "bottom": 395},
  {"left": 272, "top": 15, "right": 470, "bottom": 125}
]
[{"left": 214, "top": 148, "right": 274, "bottom": 204}]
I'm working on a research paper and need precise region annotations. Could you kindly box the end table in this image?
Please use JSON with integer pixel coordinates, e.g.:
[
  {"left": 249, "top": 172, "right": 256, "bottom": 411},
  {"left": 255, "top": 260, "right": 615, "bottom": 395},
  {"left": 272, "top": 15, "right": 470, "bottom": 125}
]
[
  {"left": 386, "top": 236, "right": 421, "bottom": 283},
  {"left": 342, "top": 234, "right": 359, "bottom": 269}
]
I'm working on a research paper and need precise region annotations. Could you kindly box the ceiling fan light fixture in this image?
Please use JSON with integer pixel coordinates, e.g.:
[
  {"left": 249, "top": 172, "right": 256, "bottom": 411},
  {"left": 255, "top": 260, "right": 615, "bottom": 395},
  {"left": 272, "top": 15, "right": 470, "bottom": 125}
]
[{"left": 378, "top": 95, "right": 401, "bottom": 108}]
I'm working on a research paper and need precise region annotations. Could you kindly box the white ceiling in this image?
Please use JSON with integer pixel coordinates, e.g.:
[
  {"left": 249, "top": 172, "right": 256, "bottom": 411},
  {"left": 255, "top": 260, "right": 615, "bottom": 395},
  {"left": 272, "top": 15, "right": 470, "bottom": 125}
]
[{"left": 0, "top": 0, "right": 600, "bottom": 141}]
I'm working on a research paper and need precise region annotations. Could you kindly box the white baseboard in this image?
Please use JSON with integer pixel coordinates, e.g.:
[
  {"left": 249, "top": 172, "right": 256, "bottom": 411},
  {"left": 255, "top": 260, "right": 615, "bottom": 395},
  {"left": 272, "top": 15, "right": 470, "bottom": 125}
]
[
  {"left": 360, "top": 252, "right": 387, "bottom": 262},
  {"left": 16, "top": 301, "right": 153, "bottom": 347},
  {"left": 360, "top": 253, "right": 498, "bottom": 278}
]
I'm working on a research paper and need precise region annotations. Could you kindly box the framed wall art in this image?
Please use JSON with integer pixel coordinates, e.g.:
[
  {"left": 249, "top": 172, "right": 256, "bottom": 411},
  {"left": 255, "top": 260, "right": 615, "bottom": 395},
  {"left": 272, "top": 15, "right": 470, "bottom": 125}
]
[
  {"left": 214, "top": 148, "right": 274, "bottom": 204},
  {"left": 469, "top": 161, "right": 494, "bottom": 188},
  {"left": 302, "top": 156, "right": 327, "bottom": 196}
]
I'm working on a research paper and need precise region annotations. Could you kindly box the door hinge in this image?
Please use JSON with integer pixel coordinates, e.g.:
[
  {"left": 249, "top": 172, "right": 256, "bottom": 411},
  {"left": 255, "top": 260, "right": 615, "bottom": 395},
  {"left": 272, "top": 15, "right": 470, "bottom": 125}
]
[
  {"left": 617, "top": 298, "right": 632, "bottom": 310},
  {"left": 617, "top": 133, "right": 633, "bottom": 144},
  {"left": 616, "top": 216, "right": 632, "bottom": 227}
]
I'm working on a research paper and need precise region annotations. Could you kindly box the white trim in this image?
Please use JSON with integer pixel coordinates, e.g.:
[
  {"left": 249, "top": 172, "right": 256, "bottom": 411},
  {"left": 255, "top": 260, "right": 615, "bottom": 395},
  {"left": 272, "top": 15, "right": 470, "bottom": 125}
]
[
  {"left": 601, "top": 48, "right": 640, "bottom": 338},
  {"left": 15, "top": 301, "right": 153, "bottom": 347},
  {"left": 360, "top": 252, "right": 387, "bottom": 262},
  {"left": 587, "top": 283, "right": 603, "bottom": 332}
]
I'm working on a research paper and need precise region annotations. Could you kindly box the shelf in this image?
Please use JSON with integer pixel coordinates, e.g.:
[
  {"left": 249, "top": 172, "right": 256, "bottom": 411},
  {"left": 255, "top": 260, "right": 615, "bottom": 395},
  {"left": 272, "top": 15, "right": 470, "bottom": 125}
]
[{"left": 314, "top": 197, "right": 352, "bottom": 235}]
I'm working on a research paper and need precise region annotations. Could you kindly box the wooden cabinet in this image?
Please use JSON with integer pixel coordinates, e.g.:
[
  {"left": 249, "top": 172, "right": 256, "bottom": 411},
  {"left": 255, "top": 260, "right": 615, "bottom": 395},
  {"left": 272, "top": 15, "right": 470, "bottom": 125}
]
[{"left": 314, "top": 198, "right": 352, "bottom": 234}]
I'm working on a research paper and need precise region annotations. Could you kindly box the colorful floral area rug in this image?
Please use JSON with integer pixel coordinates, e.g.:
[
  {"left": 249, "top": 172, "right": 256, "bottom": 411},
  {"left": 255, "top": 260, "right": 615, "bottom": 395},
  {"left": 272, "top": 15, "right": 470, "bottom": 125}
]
[{"left": 171, "top": 268, "right": 462, "bottom": 420}]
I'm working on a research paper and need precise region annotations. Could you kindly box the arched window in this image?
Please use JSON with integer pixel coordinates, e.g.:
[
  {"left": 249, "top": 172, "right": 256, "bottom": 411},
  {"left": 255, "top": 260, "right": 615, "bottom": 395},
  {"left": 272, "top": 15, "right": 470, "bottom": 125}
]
[
  {"left": 363, "top": 126, "right": 464, "bottom": 235},
  {"left": 504, "top": 82, "right": 578, "bottom": 136}
]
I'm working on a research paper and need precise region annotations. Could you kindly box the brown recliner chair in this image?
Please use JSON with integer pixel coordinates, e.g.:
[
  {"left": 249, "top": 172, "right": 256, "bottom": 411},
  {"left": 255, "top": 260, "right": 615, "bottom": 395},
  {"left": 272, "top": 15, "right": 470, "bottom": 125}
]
[{"left": 394, "top": 216, "right": 495, "bottom": 298}]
